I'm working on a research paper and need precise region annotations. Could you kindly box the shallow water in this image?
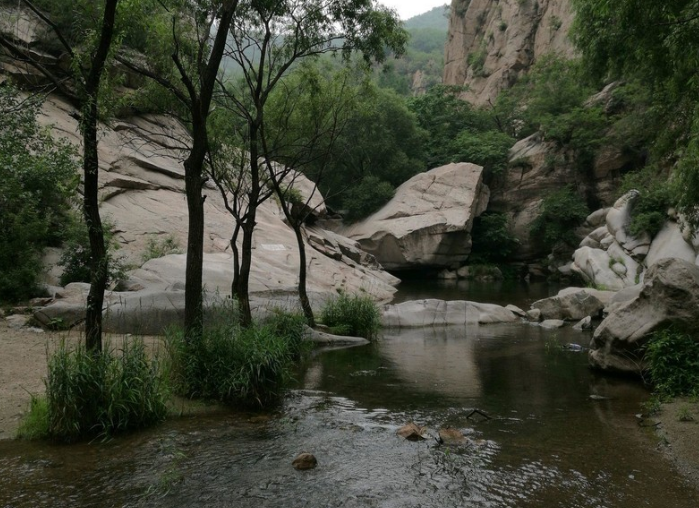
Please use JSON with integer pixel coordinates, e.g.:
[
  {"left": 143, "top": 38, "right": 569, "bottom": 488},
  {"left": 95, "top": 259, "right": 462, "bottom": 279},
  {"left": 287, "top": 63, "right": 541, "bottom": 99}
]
[{"left": 1, "top": 322, "right": 696, "bottom": 508}]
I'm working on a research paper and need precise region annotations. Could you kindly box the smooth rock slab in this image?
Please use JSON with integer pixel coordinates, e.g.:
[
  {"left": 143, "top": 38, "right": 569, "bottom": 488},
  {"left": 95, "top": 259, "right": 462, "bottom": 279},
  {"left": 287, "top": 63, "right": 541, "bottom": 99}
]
[{"left": 382, "top": 299, "right": 517, "bottom": 328}]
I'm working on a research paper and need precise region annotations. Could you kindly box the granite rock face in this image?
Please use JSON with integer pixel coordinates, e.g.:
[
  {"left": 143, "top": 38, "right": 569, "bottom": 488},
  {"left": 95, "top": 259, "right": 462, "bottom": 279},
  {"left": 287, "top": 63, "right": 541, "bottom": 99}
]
[
  {"left": 444, "top": 0, "right": 575, "bottom": 106},
  {"left": 344, "top": 163, "right": 490, "bottom": 270},
  {"left": 589, "top": 259, "right": 699, "bottom": 374}
]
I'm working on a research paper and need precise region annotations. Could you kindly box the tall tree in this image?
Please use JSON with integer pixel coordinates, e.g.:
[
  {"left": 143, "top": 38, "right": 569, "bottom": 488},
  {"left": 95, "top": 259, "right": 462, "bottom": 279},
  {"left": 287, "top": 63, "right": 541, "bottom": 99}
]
[
  {"left": 116, "top": 0, "right": 240, "bottom": 341},
  {"left": 213, "top": 0, "right": 407, "bottom": 326},
  {"left": 0, "top": 0, "right": 122, "bottom": 351}
]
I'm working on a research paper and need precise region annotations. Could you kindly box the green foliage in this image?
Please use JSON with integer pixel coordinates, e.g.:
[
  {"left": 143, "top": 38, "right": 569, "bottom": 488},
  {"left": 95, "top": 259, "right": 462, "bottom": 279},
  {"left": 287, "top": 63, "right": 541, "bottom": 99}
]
[
  {"left": 467, "top": 43, "right": 487, "bottom": 77},
  {"left": 450, "top": 129, "right": 514, "bottom": 177},
  {"left": 530, "top": 186, "right": 589, "bottom": 248},
  {"left": 304, "top": 80, "right": 425, "bottom": 212},
  {"left": 409, "top": 85, "right": 508, "bottom": 170},
  {"left": 0, "top": 86, "right": 79, "bottom": 302},
  {"left": 470, "top": 213, "right": 520, "bottom": 263},
  {"left": 45, "top": 339, "right": 168, "bottom": 442},
  {"left": 165, "top": 301, "right": 305, "bottom": 406},
  {"left": 58, "top": 217, "right": 127, "bottom": 287},
  {"left": 320, "top": 293, "right": 381, "bottom": 340},
  {"left": 619, "top": 167, "right": 673, "bottom": 237},
  {"left": 142, "top": 234, "right": 182, "bottom": 264},
  {"left": 495, "top": 56, "right": 608, "bottom": 151},
  {"left": 645, "top": 329, "right": 699, "bottom": 398},
  {"left": 571, "top": 0, "right": 699, "bottom": 225},
  {"left": 16, "top": 395, "right": 49, "bottom": 440},
  {"left": 341, "top": 176, "right": 395, "bottom": 222}
]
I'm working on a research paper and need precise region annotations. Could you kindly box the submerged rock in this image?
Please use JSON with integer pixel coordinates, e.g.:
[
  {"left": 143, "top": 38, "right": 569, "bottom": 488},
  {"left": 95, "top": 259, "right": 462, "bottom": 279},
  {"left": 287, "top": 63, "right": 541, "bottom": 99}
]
[
  {"left": 438, "top": 428, "right": 468, "bottom": 445},
  {"left": 531, "top": 287, "right": 614, "bottom": 321},
  {"left": 292, "top": 453, "right": 318, "bottom": 471},
  {"left": 397, "top": 423, "right": 428, "bottom": 441}
]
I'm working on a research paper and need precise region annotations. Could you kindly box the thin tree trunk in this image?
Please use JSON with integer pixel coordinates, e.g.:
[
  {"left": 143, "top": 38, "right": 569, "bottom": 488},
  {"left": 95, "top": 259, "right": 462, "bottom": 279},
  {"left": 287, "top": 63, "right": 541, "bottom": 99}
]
[
  {"left": 82, "top": 0, "right": 119, "bottom": 352},
  {"left": 83, "top": 100, "right": 107, "bottom": 352},
  {"left": 293, "top": 224, "right": 315, "bottom": 327},
  {"left": 236, "top": 221, "right": 255, "bottom": 327},
  {"left": 230, "top": 222, "right": 241, "bottom": 296}
]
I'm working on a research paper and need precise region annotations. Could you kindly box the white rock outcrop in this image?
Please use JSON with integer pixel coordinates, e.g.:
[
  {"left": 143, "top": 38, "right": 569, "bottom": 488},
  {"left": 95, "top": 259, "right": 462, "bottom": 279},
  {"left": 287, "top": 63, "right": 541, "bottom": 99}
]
[
  {"left": 590, "top": 259, "right": 699, "bottom": 374},
  {"left": 344, "top": 163, "right": 490, "bottom": 270},
  {"left": 381, "top": 299, "right": 517, "bottom": 328}
]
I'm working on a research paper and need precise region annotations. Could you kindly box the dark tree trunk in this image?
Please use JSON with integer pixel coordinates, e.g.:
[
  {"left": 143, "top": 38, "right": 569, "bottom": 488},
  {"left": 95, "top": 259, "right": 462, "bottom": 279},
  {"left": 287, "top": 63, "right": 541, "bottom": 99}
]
[
  {"left": 236, "top": 221, "right": 255, "bottom": 327},
  {"left": 293, "top": 224, "right": 315, "bottom": 327},
  {"left": 183, "top": 147, "right": 206, "bottom": 342},
  {"left": 82, "top": 0, "right": 119, "bottom": 352},
  {"left": 230, "top": 222, "right": 241, "bottom": 296}
]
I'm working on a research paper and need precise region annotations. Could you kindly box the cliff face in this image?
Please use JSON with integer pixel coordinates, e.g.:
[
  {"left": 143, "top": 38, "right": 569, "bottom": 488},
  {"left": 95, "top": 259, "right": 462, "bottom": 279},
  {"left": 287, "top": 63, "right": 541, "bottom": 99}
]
[{"left": 444, "top": 0, "right": 575, "bottom": 106}]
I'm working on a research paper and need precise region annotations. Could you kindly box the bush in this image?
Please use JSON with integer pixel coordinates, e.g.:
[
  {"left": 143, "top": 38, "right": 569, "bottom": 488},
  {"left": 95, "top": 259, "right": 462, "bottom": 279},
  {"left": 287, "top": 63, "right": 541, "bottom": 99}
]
[
  {"left": 342, "top": 176, "right": 395, "bottom": 222},
  {"left": 59, "top": 217, "right": 128, "bottom": 287},
  {"left": 450, "top": 130, "right": 514, "bottom": 178},
  {"left": 619, "top": 167, "right": 673, "bottom": 237},
  {"left": 165, "top": 303, "right": 305, "bottom": 406},
  {"left": 0, "top": 86, "right": 79, "bottom": 302},
  {"left": 645, "top": 329, "right": 699, "bottom": 397},
  {"left": 320, "top": 293, "right": 381, "bottom": 340},
  {"left": 470, "top": 212, "right": 520, "bottom": 263},
  {"left": 530, "top": 186, "right": 589, "bottom": 248},
  {"left": 142, "top": 234, "right": 183, "bottom": 263},
  {"left": 44, "top": 339, "right": 168, "bottom": 442}
]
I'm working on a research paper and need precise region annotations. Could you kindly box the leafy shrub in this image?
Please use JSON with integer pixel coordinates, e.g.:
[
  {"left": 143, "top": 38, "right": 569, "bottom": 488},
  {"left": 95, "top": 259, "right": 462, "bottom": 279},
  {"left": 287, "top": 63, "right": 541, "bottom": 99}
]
[
  {"left": 0, "top": 86, "right": 79, "bottom": 302},
  {"left": 58, "top": 217, "right": 128, "bottom": 287},
  {"left": 619, "top": 167, "right": 672, "bottom": 237},
  {"left": 166, "top": 303, "right": 305, "bottom": 406},
  {"left": 530, "top": 186, "right": 589, "bottom": 248},
  {"left": 44, "top": 339, "right": 168, "bottom": 442},
  {"left": 470, "top": 212, "right": 520, "bottom": 263},
  {"left": 320, "top": 293, "right": 381, "bottom": 340},
  {"left": 142, "top": 234, "right": 183, "bottom": 264},
  {"left": 645, "top": 329, "right": 699, "bottom": 397},
  {"left": 342, "top": 176, "right": 395, "bottom": 222},
  {"left": 450, "top": 130, "right": 515, "bottom": 178}
]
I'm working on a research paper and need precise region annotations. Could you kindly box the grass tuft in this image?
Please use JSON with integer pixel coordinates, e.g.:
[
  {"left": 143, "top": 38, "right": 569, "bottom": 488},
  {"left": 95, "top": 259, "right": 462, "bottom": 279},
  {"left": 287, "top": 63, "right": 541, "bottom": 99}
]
[{"left": 320, "top": 292, "right": 381, "bottom": 340}]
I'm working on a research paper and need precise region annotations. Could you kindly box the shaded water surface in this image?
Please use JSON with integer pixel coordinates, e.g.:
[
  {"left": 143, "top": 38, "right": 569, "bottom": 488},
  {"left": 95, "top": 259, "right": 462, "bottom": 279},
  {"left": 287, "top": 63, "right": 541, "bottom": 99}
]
[{"left": 1, "top": 325, "right": 697, "bottom": 507}]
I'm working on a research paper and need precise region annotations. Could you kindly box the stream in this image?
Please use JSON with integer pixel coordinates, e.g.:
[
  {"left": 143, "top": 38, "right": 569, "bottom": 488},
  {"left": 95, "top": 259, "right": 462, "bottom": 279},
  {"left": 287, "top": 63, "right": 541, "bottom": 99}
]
[{"left": 1, "top": 279, "right": 697, "bottom": 507}]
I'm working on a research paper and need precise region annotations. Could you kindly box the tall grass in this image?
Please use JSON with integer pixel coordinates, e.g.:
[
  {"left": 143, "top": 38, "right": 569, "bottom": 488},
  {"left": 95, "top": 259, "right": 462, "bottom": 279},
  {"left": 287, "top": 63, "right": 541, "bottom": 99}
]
[
  {"left": 320, "top": 292, "right": 382, "bottom": 340},
  {"left": 43, "top": 339, "right": 168, "bottom": 441},
  {"left": 165, "top": 304, "right": 307, "bottom": 407}
]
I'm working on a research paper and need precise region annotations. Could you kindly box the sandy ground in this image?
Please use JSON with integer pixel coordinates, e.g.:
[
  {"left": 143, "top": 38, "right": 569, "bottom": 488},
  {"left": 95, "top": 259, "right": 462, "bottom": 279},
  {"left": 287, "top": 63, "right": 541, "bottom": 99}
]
[
  {"left": 0, "top": 318, "right": 168, "bottom": 439},
  {"left": 652, "top": 399, "right": 699, "bottom": 486},
  {"left": 2, "top": 316, "right": 699, "bottom": 490}
]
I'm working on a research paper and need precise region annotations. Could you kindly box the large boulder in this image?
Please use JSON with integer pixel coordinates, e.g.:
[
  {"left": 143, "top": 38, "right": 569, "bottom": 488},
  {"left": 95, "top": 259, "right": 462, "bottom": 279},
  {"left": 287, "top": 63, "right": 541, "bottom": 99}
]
[
  {"left": 589, "top": 258, "right": 699, "bottom": 374},
  {"left": 382, "top": 299, "right": 517, "bottom": 328},
  {"left": 344, "top": 163, "right": 490, "bottom": 270},
  {"left": 531, "top": 287, "right": 615, "bottom": 321}
]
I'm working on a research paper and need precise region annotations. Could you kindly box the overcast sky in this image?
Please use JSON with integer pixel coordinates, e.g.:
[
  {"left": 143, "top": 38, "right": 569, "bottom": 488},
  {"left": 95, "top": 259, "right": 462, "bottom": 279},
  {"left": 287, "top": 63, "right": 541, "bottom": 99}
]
[{"left": 379, "top": 1, "right": 449, "bottom": 20}]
